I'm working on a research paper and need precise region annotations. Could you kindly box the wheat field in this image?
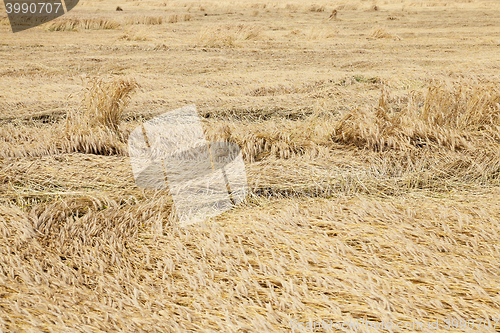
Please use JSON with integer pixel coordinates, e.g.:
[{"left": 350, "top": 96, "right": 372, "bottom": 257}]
[{"left": 1, "top": 0, "right": 500, "bottom": 332}]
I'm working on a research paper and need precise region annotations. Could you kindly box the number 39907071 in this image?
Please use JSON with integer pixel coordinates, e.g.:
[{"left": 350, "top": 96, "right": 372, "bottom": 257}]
[{"left": 5, "top": 2, "right": 63, "bottom": 14}]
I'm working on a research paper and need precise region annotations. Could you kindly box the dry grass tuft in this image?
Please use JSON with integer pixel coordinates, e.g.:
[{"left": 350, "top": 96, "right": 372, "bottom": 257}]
[
  {"left": 71, "top": 77, "right": 139, "bottom": 134},
  {"left": 305, "top": 26, "right": 336, "bottom": 40},
  {"left": 168, "top": 14, "right": 179, "bottom": 23},
  {"left": 63, "top": 77, "right": 140, "bottom": 155},
  {"left": 308, "top": 4, "right": 326, "bottom": 12},
  {"left": 197, "top": 23, "right": 262, "bottom": 48},
  {"left": 333, "top": 81, "right": 500, "bottom": 151},
  {"left": 119, "top": 27, "right": 152, "bottom": 41},
  {"left": 369, "top": 26, "right": 400, "bottom": 39},
  {"left": 422, "top": 80, "right": 500, "bottom": 133},
  {"left": 45, "top": 18, "right": 80, "bottom": 31},
  {"left": 46, "top": 18, "right": 120, "bottom": 31},
  {"left": 124, "top": 15, "right": 164, "bottom": 25},
  {"left": 332, "top": 104, "right": 470, "bottom": 152},
  {"left": 335, "top": 3, "right": 358, "bottom": 10},
  {"left": 205, "top": 111, "right": 335, "bottom": 163},
  {"left": 0, "top": 77, "right": 139, "bottom": 158},
  {"left": 0, "top": 78, "right": 137, "bottom": 158},
  {"left": 284, "top": 3, "right": 299, "bottom": 12},
  {"left": 250, "top": 2, "right": 267, "bottom": 9}
]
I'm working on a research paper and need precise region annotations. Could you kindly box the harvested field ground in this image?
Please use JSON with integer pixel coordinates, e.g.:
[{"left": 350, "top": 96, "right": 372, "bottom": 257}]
[{"left": 1, "top": 0, "right": 500, "bottom": 332}]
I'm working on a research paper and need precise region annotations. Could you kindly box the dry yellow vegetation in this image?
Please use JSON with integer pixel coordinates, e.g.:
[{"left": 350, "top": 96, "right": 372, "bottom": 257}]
[{"left": 1, "top": 0, "right": 500, "bottom": 332}]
